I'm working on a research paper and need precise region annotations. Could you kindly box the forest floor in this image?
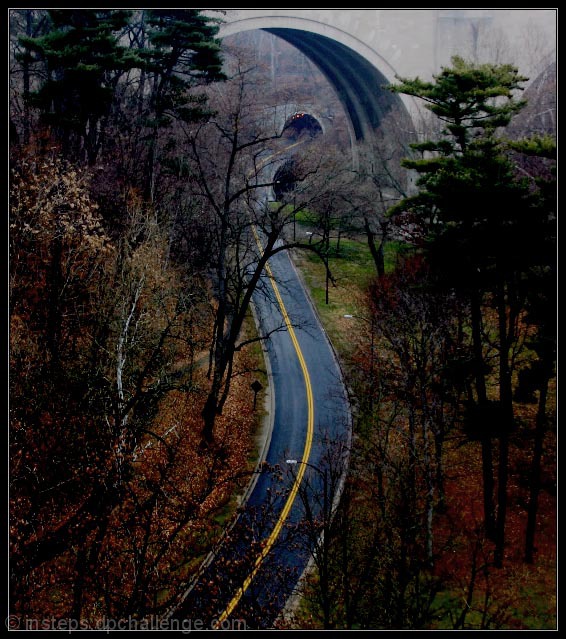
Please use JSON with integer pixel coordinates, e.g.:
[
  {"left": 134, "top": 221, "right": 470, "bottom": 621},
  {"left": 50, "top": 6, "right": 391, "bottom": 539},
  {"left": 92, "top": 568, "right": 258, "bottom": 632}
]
[
  {"left": 432, "top": 415, "right": 557, "bottom": 629},
  {"left": 289, "top": 235, "right": 557, "bottom": 630}
]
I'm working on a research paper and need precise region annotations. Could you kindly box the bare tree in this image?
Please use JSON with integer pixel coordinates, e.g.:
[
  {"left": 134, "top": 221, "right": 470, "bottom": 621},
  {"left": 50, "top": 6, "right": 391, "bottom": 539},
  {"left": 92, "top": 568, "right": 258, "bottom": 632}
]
[
  {"left": 8, "top": 149, "right": 226, "bottom": 622},
  {"left": 178, "top": 48, "right": 352, "bottom": 443},
  {"left": 287, "top": 434, "right": 349, "bottom": 629},
  {"left": 353, "top": 113, "right": 414, "bottom": 276}
]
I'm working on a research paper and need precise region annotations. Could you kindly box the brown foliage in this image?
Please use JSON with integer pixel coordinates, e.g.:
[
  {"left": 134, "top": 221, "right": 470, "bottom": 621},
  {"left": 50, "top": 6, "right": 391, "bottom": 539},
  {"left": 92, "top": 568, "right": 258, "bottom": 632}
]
[{"left": 9, "top": 146, "right": 263, "bottom": 625}]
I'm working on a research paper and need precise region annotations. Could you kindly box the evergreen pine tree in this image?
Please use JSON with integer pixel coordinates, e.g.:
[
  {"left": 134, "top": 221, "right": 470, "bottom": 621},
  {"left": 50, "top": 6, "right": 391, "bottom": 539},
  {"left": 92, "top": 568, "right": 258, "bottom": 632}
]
[
  {"left": 388, "top": 56, "right": 553, "bottom": 566},
  {"left": 19, "top": 9, "right": 139, "bottom": 164}
]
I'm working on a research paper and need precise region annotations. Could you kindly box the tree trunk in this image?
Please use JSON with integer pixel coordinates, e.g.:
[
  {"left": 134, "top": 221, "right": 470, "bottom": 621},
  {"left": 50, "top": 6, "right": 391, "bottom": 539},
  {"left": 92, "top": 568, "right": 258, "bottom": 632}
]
[
  {"left": 217, "top": 347, "right": 236, "bottom": 416},
  {"left": 493, "top": 432, "right": 509, "bottom": 568},
  {"left": 22, "top": 10, "right": 33, "bottom": 145},
  {"left": 71, "top": 511, "right": 111, "bottom": 621},
  {"left": 422, "top": 416, "right": 435, "bottom": 567},
  {"left": 202, "top": 215, "right": 229, "bottom": 443},
  {"left": 136, "top": 11, "right": 147, "bottom": 120},
  {"left": 84, "top": 115, "right": 99, "bottom": 166},
  {"left": 71, "top": 546, "right": 88, "bottom": 621},
  {"left": 454, "top": 537, "right": 479, "bottom": 629},
  {"left": 143, "top": 128, "right": 158, "bottom": 203},
  {"left": 434, "top": 428, "right": 446, "bottom": 512},
  {"left": 524, "top": 373, "right": 550, "bottom": 563},
  {"left": 47, "top": 233, "right": 63, "bottom": 372},
  {"left": 494, "top": 276, "right": 514, "bottom": 568},
  {"left": 325, "top": 256, "right": 330, "bottom": 305},
  {"left": 201, "top": 231, "right": 275, "bottom": 443},
  {"left": 207, "top": 316, "right": 218, "bottom": 380},
  {"left": 201, "top": 358, "right": 225, "bottom": 444},
  {"left": 363, "top": 215, "right": 385, "bottom": 278},
  {"left": 470, "top": 291, "right": 496, "bottom": 540}
]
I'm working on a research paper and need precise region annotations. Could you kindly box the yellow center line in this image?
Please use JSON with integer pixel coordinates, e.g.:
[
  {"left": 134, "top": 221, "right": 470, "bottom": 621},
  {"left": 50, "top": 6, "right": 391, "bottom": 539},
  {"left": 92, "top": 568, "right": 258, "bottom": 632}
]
[{"left": 214, "top": 227, "right": 314, "bottom": 626}]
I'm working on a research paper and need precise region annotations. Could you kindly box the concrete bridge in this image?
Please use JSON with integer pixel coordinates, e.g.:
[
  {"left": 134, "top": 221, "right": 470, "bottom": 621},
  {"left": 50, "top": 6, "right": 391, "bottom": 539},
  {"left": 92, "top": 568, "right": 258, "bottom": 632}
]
[{"left": 218, "top": 9, "right": 556, "bottom": 146}]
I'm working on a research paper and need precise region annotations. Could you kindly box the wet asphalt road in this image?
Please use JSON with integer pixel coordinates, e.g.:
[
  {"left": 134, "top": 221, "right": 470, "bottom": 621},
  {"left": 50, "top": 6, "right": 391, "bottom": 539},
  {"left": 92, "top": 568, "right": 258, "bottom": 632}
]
[{"left": 172, "top": 242, "right": 351, "bottom": 629}]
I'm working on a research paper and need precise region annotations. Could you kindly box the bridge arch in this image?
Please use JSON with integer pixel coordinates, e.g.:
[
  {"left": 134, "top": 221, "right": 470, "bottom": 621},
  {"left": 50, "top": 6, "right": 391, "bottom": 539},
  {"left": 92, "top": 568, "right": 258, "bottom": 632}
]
[{"left": 218, "top": 15, "right": 418, "bottom": 149}]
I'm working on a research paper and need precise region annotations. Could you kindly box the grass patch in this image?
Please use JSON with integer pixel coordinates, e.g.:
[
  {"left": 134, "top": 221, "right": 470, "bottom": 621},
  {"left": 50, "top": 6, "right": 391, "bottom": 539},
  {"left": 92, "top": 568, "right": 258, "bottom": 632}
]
[{"left": 291, "top": 237, "right": 409, "bottom": 359}]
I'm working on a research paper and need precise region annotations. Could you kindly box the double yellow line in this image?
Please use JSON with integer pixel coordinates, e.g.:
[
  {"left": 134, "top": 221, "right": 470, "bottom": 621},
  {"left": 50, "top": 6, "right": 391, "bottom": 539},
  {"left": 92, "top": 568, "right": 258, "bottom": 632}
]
[{"left": 214, "top": 228, "right": 314, "bottom": 625}]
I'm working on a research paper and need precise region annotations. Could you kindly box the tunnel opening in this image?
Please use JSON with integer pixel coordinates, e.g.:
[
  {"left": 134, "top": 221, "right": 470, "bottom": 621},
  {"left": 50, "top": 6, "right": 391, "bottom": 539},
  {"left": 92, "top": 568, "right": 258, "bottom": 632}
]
[
  {"left": 282, "top": 112, "right": 323, "bottom": 140},
  {"left": 273, "top": 159, "right": 299, "bottom": 200}
]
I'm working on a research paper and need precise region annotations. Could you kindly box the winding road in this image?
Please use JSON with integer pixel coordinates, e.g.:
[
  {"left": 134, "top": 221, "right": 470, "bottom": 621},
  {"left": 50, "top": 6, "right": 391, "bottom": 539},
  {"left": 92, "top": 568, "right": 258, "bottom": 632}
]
[{"left": 170, "top": 162, "right": 351, "bottom": 631}]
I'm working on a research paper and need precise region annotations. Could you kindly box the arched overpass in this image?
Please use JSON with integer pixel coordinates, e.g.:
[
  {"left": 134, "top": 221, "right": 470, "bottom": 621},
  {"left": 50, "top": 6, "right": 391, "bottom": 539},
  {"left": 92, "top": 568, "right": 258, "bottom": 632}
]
[
  {"left": 219, "top": 12, "right": 414, "bottom": 144},
  {"left": 218, "top": 9, "right": 556, "bottom": 148}
]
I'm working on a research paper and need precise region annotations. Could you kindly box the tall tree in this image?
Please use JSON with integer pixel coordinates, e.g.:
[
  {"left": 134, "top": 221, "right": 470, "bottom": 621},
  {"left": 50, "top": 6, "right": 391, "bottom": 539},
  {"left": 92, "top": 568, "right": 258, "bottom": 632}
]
[
  {"left": 388, "top": 55, "right": 541, "bottom": 566},
  {"left": 9, "top": 9, "right": 50, "bottom": 145},
  {"left": 18, "top": 9, "right": 139, "bottom": 164},
  {"left": 292, "top": 436, "right": 351, "bottom": 629},
  {"left": 140, "top": 9, "right": 226, "bottom": 201},
  {"left": 9, "top": 149, "right": 214, "bottom": 621},
  {"left": 507, "top": 135, "right": 556, "bottom": 564},
  {"left": 351, "top": 113, "right": 414, "bottom": 278},
  {"left": 181, "top": 52, "right": 346, "bottom": 443}
]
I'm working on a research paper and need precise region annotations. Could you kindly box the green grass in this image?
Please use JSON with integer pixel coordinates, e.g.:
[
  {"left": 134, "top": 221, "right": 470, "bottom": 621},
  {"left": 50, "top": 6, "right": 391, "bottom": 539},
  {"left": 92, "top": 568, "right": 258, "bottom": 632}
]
[
  {"left": 292, "top": 237, "right": 409, "bottom": 359},
  {"left": 428, "top": 586, "right": 557, "bottom": 630}
]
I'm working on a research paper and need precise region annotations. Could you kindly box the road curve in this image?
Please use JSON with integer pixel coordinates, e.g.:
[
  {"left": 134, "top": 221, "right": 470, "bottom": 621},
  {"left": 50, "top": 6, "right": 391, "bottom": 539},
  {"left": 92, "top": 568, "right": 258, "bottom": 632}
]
[{"left": 170, "top": 236, "right": 351, "bottom": 630}]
